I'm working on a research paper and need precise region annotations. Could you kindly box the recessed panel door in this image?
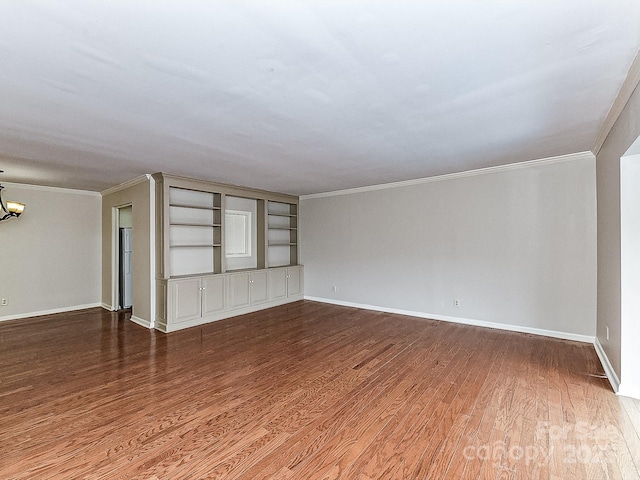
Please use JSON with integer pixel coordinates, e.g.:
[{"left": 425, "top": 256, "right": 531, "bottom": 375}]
[
  {"left": 250, "top": 270, "right": 268, "bottom": 305},
  {"left": 287, "top": 267, "right": 302, "bottom": 297},
  {"left": 202, "top": 275, "right": 225, "bottom": 316},
  {"left": 268, "top": 268, "right": 287, "bottom": 301},
  {"left": 172, "top": 278, "right": 202, "bottom": 323},
  {"left": 228, "top": 273, "right": 251, "bottom": 310}
]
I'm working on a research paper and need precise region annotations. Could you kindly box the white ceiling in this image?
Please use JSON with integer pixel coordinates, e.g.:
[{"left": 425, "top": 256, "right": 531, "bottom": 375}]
[{"left": 1, "top": 1, "right": 639, "bottom": 195}]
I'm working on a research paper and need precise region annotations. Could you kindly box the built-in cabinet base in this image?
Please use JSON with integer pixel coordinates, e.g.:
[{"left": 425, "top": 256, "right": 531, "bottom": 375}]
[{"left": 155, "top": 265, "right": 303, "bottom": 333}]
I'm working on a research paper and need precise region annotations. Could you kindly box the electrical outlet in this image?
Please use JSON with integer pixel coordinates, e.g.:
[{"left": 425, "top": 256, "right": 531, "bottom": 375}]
[
  {"left": 1, "top": 298, "right": 7, "bottom": 306},
  {"left": 332, "top": 285, "right": 337, "bottom": 293},
  {"left": 606, "top": 326, "right": 610, "bottom": 341},
  {"left": 454, "top": 299, "right": 460, "bottom": 307}
]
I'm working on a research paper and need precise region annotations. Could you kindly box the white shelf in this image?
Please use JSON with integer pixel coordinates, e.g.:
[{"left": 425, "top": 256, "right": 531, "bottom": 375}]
[
  {"left": 169, "top": 222, "right": 221, "bottom": 227},
  {"left": 170, "top": 244, "right": 222, "bottom": 248},
  {"left": 170, "top": 203, "right": 221, "bottom": 210},
  {"left": 267, "top": 201, "right": 298, "bottom": 268},
  {"left": 168, "top": 187, "right": 222, "bottom": 276}
]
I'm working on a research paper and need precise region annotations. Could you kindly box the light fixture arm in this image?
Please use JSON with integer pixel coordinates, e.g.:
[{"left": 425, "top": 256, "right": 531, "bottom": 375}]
[{"left": 0, "top": 180, "right": 26, "bottom": 222}]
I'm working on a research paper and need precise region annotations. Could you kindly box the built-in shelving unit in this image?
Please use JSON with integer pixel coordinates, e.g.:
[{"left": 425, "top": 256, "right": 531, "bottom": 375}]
[
  {"left": 168, "top": 187, "right": 222, "bottom": 276},
  {"left": 267, "top": 201, "right": 298, "bottom": 267},
  {"left": 153, "top": 173, "right": 303, "bottom": 332}
]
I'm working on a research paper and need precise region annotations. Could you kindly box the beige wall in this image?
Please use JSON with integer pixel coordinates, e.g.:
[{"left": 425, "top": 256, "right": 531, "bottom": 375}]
[
  {"left": 119, "top": 205, "right": 133, "bottom": 228},
  {"left": 596, "top": 83, "right": 640, "bottom": 381},
  {"left": 101, "top": 177, "right": 153, "bottom": 325},
  {"left": 0, "top": 184, "right": 102, "bottom": 321},
  {"left": 301, "top": 155, "right": 597, "bottom": 339}
]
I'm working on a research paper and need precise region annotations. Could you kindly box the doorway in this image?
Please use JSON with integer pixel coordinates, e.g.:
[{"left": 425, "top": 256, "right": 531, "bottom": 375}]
[
  {"left": 115, "top": 205, "right": 133, "bottom": 310},
  {"left": 620, "top": 137, "right": 640, "bottom": 399}
]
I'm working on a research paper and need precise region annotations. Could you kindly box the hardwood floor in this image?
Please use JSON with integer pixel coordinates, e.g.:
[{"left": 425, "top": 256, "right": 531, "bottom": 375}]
[{"left": 1, "top": 301, "right": 639, "bottom": 479}]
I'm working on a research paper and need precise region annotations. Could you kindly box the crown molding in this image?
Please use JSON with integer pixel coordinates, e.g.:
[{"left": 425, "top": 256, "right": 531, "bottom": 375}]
[
  {"left": 592, "top": 49, "right": 640, "bottom": 156},
  {"left": 301, "top": 151, "right": 594, "bottom": 200},
  {"left": 101, "top": 174, "right": 150, "bottom": 196},
  {"left": 2, "top": 182, "right": 100, "bottom": 197}
]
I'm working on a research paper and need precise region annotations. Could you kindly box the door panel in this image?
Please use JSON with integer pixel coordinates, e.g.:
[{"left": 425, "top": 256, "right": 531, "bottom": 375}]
[
  {"left": 172, "top": 278, "right": 201, "bottom": 323},
  {"left": 202, "top": 276, "right": 225, "bottom": 316},
  {"left": 269, "top": 269, "right": 287, "bottom": 301},
  {"left": 228, "top": 273, "right": 251, "bottom": 310},
  {"left": 287, "top": 267, "right": 302, "bottom": 297},
  {"left": 250, "top": 270, "right": 268, "bottom": 305}
]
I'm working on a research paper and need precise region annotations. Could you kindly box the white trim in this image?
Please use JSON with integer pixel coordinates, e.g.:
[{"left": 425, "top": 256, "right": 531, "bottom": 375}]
[
  {"left": 592, "top": 49, "right": 640, "bottom": 156},
  {"left": 130, "top": 315, "right": 153, "bottom": 329},
  {"left": 101, "top": 174, "right": 150, "bottom": 197},
  {"left": 0, "top": 303, "right": 102, "bottom": 323},
  {"left": 149, "top": 175, "right": 156, "bottom": 330},
  {"left": 594, "top": 337, "right": 621, "bottom": 393},
  {"left": 101, "top": 302, "right": 114, "bottom": 311},
  {"left": 111, "top": 207, "right": 120, "bottom": 310},
  {"left": 618, "top": 383, "right": 640, "bottom": 400},
  {"left": 3, "top": 182, "right": 100, "bottom": 196},
  {"left": 304, "top": 296, "right": 595, "bottom": 343},
  {"left": 301, "top": 152, "right": 594, "bottom": 200}
]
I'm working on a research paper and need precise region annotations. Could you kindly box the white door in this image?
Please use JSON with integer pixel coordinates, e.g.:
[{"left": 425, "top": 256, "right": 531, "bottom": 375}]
[
  {"left": 171, "top": 278, "right": 202, "bottom": 323},
  {"left": 202, "top": 276, "right": 225, "bottom": 316},
  {"left": 268, "top": 268, "right": 287, "bottom": 301},
  {"left": 250, "top": 270, "right": 268, "bottom": 305},
  {"left": 287, "top": 267, "right": 302, "bottom": 297},
  {"left": 228, "top": 273, "right": 251, "bottom": 310}
]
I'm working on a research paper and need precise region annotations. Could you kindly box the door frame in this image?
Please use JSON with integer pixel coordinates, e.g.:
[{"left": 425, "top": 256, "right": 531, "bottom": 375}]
[{"left": 111, "top": 203, "right": 133, "bottom": 311}]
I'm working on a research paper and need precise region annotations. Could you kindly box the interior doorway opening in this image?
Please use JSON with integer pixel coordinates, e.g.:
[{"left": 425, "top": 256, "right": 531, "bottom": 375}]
[
  {"left": 620, "top": 136, "right": 640, "bottom": 399},
  {"left": 114, "top": 205, "right": 133, "bottom": 311}
]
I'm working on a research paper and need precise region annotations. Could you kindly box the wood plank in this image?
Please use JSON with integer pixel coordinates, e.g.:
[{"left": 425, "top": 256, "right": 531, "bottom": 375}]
[{"left": 0, "top": 302, "right": 637, "bottom": 479}]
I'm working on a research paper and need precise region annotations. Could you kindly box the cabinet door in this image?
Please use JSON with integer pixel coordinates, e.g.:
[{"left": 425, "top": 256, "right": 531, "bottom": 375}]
[
  {"left": 268, "top": 268, "right": 287, "bottom": 301},
  {"left": 202, "top": 275, "right": 225, "bottom": 316},
  {"left": 250, "top": 270, "right": 268, "bottom": 305},
  {"left": 286, "top": 267, "right": 302, "bottom": 297},
  {"left": 228, "top": 273, "right": 251, "bottom": 310},
  {"left": 171, "top": 278, "right": 202, "bottom": 323}
]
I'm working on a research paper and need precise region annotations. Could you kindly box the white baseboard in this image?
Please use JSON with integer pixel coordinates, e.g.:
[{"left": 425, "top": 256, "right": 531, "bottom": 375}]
[
  {"left": 130, "top": 315, "right": 153, "bottom": 329},
  {"left": 101, "top": 303, "right": 153, "bottom": 330},
  {"left": 304, "top": 296, "right": 595, "bottom": 343},
  {"left": 593, "top": 337, "right": 621, "bottom": 393},
  {"left": 0, "top": 303, "right": 103, "bottom": 323}
]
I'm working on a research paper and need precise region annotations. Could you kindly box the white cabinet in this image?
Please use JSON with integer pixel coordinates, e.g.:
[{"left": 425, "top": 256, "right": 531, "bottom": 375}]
[
  {"left": 154, "top": 173, "right": 302, "bottom": 333},
  {"left": 287, "top": 266, "right": 302, "bottom": 297},
  {"left": 268, "top": 266, "right": 303, "bottom": 301},
  {"left": 202, "top": 276, "right": 226, "bottom": 316},
  {"left": 157, "top": 266, "right": 303, "bottom": 332},
  {"left": 172, "top": 277, "right": 202, "bottom": 323},
  {"left": 228, "top": 270, "right": 268, "bottom": 310},
  {"left": 169, "top": 275, "right": 225, "bottom": 324}
]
